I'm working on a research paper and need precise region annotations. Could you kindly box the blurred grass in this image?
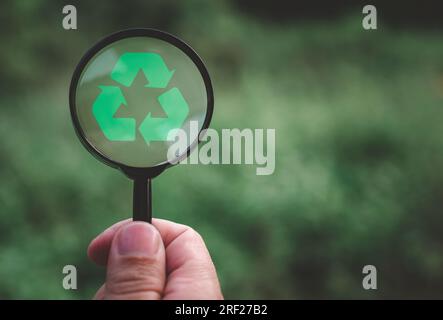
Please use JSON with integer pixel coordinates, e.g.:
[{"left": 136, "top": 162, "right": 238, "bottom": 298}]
[{"left": 1, "top": 0, "right": 443, "bottom": 299}]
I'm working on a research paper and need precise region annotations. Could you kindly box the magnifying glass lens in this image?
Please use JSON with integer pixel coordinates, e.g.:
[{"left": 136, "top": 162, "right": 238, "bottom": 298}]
[{"left": 74, "top": 36, "right": 208, "bottom": 168}]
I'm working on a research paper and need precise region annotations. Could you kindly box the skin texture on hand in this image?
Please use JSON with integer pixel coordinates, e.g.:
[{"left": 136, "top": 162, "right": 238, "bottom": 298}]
[{"left": 88, "top": 218, "right": 224, "bottom": 300}]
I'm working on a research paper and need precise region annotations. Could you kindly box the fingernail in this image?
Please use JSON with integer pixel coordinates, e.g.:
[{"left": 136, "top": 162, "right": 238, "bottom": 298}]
[{"left": 117, "top": 222, "right": 159, "bottom": 256}]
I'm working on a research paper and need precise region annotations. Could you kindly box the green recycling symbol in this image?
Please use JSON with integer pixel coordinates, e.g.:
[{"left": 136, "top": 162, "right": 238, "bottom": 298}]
[{"left": 92, "top": 52, "right": 190, "bottom": 143}]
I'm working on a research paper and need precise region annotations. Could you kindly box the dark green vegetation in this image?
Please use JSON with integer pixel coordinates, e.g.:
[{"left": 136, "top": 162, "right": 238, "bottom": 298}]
[{"left": 0, "top": 0, "right": 443, "bottom": 299}]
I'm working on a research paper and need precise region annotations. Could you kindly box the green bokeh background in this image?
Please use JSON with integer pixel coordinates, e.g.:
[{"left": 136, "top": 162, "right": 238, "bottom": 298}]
[{"left": 1, "top": 0, "right": 443, "bottom": 299}]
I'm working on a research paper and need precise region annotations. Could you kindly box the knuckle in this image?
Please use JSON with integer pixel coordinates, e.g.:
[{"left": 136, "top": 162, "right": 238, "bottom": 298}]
[{"left": 184, "top": 226, "right": 204, "bottom": 243}]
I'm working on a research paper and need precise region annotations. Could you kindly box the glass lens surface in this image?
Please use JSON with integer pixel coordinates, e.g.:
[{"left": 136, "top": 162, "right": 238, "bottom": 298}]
[{"left": 74, "top": 36, "right": 208, "bottom": 168}]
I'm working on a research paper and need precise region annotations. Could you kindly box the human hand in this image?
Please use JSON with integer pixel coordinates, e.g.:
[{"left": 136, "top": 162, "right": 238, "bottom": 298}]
[{"left": 88, "top": 219, "right": 223, "bottom": 300}]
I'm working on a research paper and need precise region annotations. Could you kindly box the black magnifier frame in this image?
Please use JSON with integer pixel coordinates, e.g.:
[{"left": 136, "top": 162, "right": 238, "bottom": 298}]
[{"left": 69, "top": 28, "right": 214, "bottom": 223}]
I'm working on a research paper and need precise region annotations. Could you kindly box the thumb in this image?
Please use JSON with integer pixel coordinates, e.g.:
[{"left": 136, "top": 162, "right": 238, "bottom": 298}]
[{"left": 104, "top": 222, "right": 166, "bottom": 300}]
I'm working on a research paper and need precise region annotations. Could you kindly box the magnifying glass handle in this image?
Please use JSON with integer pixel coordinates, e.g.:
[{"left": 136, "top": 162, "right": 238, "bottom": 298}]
[{"left": 133, "top": 177, "right": 152, "bottom": 223}]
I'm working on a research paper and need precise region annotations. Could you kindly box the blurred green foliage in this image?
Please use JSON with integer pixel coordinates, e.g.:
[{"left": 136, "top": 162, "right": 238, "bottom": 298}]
[{"left": 0, "top": 0, "right": 443, "bottom": 299}]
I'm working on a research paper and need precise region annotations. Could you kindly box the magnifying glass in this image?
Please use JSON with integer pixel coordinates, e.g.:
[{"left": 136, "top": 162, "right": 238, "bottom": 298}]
[{"left": 69, "top": 28, "right": 213, "bottom": 223}]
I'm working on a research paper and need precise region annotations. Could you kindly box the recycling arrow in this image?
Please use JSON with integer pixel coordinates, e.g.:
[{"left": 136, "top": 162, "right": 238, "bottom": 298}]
[
  {"left": 111, "top": 52, "right": 175, "bottom": 88},
  {"left": 92, "top": 86, "right": 136, "bottom": 141},
  {"left": 139, "top": 87, "right": 190, "bottom": 143},
  {"left": 91, "top": 52, "right": 190, "bottom": 144}
]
